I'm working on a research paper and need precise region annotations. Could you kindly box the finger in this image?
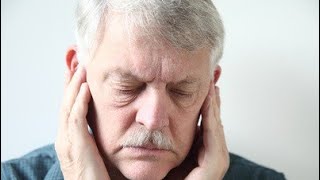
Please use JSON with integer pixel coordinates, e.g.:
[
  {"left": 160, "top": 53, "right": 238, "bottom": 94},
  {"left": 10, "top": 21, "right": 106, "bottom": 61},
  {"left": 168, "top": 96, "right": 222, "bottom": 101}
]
[
  {"left": 215, "top": 86, "right": 221, "bottom": 108},
  {"left": 64, "top": 68, "right": 76, "bottom": 90},
  {"left": 212, "top": 86, "right": 221, "bottom": 123},
  {"left": 211, "top": 86, "right": 228, "bottom": 151},
  {"left": 200, "top": 83, "right": 216, "bottom": 148},
  {"left": 69, "top": 83, "right": 91, "bottom": 132},
  {"left": 60, "top": 66, "right": 86, "bottom": 124},
  {"left": 56, "top": 83, "right": 91, "bottom": 162},
  {"left": 198, "top": 83, "right": 229, "bottom": 172},
  {"left": 200, "top": 84, "right": 225, "bottom": 151},
  {"left": 200, "top": 82, "right": 217, "bottom": 131}
]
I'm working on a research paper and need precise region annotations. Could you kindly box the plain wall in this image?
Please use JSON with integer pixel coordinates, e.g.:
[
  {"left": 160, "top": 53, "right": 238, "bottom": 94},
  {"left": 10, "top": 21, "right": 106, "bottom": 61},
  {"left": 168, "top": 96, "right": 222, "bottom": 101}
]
[{"left": 1, "top": 0, "right": 319, "bottom": 179}]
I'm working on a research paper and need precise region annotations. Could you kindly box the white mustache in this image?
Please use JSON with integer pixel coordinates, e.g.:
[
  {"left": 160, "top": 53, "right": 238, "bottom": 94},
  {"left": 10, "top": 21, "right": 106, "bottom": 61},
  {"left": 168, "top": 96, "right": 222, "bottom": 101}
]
[{"left": 122, "top": 127, "right": 173, "bottom": 151}]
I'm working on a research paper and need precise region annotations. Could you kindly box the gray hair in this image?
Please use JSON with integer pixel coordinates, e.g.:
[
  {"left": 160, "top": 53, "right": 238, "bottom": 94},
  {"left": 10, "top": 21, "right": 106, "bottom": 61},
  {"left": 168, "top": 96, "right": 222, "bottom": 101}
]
[
  {"left": 121, "top": 126, "right": 173, "bottom": 151},
  {"left": 75, "top": 0, "right": 225, "bottom": 72}
]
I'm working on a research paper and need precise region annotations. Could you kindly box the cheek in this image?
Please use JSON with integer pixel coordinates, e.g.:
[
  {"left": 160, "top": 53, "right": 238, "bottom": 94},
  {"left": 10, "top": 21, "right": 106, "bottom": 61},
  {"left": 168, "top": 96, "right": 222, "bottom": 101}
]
[
  {"left": 171, "top": 90, "right": 207, "bottom": 155},
  {"left": 170, "top": 109, "right": 199, "bottom": 158},
  {"left": 86, "top": 65, "right": 138, "bottom": 155},
  {"left": 88, "top": 83, "right": 137, "bottom": 155}
]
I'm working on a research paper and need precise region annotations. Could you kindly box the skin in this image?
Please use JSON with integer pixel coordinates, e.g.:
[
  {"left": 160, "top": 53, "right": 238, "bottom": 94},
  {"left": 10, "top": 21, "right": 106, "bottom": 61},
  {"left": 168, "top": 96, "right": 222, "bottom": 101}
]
[{"left": 55, "top": 14, "right": 229, "bottom": 180}]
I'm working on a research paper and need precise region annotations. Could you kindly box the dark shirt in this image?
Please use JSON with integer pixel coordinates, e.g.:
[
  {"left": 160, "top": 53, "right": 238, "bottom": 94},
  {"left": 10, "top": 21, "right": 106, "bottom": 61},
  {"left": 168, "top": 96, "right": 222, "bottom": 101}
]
[{"left": 1, "top": 145, "right": 286, "bottom": 180}]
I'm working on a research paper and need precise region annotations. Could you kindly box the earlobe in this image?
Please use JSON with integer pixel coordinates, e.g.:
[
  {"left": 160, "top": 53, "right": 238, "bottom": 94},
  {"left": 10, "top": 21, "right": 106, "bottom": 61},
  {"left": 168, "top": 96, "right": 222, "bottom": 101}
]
[
  {"left": 213, "top": 65, "right": 222, "bottom": 84},
  {"left": 65, "top": 45, "right": 79, "bottom": 72}
]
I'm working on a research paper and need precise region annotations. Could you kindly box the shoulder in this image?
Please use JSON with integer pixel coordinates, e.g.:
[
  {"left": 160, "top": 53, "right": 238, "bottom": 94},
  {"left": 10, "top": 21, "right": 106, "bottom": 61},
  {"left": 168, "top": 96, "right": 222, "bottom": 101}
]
[
  {"left": 224, "top": 153, "right": 286, "bottom": 180},
  {"left": 1, "top": 144, "right": 63, "bottom": 180}
]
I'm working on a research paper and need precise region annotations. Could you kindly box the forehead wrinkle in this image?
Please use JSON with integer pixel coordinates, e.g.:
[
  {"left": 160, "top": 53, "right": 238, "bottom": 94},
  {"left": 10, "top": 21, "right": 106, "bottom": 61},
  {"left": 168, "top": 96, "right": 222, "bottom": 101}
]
[
  {"left": 104, "top": 68, "right": 145, "bottom": 82},
  {"left": 104, "top": 66, "right": 200, "bottom": 89},
  {"left": 104, "top": 41, "right": 207, "bottom": 84},
  {"left": 129, "top": 37, "right": 189, "bottom": 83}
]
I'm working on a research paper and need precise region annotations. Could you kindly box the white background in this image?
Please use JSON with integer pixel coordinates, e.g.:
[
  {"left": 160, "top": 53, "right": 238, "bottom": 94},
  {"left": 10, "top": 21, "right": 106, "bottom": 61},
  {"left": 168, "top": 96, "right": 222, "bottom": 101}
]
[{"left": 1, "top": 0, "right": 319, "bottom": 179}]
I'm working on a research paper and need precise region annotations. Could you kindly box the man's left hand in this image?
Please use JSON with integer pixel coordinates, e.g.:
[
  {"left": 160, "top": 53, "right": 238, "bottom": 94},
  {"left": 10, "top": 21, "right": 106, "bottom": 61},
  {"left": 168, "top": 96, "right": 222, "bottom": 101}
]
[{"left": 185, "top": 83, "right": 229, "bottom": 180}]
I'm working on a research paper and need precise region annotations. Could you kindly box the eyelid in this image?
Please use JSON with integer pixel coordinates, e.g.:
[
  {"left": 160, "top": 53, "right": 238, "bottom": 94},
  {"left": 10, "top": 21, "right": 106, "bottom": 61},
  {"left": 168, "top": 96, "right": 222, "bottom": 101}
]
[
  {"left": 169, "top": 89, "right": 198, "bottom": 109},
  {"left": 117, "top": 89, "right": 137, "bottom": 95},
  {"left": 171, "top": 89, "right": 194, "bottom": 97},
  {"left": 112, "top": 85, "right": 145, "bottom": 107}
]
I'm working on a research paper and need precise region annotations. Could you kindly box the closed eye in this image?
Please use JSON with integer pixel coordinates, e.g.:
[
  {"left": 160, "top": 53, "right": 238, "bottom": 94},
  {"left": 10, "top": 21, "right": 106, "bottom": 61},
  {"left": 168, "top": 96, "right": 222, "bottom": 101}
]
[
  {"left": 112, "top": 84, "right": 146, "bottom": 107},
  {"left": 168, "top": 88, "right": 199, "bottom": 108},
  {"left": 116, "top": 84, "right": 146, "bottom": 95},
  {"left": 171, "top": 89, "right": 194, "bottom": 98},
  {"left": 117, "top": 88, "right": 139, "bottom": 95}
]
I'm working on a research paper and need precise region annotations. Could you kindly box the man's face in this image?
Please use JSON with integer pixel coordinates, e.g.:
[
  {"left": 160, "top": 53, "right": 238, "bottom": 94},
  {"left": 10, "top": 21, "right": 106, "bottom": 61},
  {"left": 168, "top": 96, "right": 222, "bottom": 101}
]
[{"left": 86, "top": 15, "right": 212, "bottom": 179}]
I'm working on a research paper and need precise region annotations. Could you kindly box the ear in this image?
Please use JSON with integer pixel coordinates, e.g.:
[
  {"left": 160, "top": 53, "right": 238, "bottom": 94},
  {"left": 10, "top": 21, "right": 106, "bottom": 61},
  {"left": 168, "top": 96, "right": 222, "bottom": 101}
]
[
  {"left": 213, "top": 65, "right": 222, "bottom": 84},
  {"left": 65, "top": 45, "right": 80, "bottom": 73}
]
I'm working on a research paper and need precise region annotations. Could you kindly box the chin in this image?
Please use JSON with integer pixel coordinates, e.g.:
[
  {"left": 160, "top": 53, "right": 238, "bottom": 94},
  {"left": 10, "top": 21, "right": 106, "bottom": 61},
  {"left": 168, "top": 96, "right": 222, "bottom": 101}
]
[{"left": 118, "top": 160, "right": 173, "bottom": 180}]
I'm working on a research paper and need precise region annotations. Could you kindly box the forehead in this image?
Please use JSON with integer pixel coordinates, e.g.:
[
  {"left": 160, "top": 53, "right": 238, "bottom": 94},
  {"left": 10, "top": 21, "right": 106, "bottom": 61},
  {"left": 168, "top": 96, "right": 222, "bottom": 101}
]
[{"left": 93, "top": 14, "right": 212, "bottom": 83}]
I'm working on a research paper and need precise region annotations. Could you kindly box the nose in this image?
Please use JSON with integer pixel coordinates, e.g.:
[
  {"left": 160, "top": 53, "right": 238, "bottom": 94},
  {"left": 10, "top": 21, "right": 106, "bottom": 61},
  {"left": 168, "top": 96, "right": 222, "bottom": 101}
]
[{"left": 135, "top": 89, "right": 169, "bottom": 131}]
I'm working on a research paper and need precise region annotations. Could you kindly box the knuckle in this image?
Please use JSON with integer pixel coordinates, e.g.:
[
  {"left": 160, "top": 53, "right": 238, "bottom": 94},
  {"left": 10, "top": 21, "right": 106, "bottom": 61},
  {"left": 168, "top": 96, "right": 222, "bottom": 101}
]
[
  {"left": 55, "top": 140, "right": 73, "bottom": 162},
  {"left": 69, "top": 112, "right": 82, "bottom": 125},
  {"left": 61, "top": 107, "right": 71, "bottom": 119}
]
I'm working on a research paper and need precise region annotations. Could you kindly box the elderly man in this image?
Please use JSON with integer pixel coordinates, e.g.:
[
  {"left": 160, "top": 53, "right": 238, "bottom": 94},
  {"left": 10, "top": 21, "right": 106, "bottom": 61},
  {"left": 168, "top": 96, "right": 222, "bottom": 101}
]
[{"left": 2, "top": 0, "right": 285, "bottom": 179}]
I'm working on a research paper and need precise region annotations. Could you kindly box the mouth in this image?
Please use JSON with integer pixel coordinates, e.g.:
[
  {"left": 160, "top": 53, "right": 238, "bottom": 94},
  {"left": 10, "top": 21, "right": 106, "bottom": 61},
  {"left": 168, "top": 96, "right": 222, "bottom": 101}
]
[
  {"left": 122, "top": 144, "right": 171, "bottom": 158},
  {"left": 125, "top": 144, "right": 168, "bottom": 151}
]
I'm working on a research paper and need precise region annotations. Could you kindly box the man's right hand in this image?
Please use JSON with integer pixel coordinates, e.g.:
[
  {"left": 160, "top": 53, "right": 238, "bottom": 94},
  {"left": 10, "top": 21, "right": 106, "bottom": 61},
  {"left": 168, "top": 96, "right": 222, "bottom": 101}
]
[{"left": 55, "top": 66, "right": 110, "bottom": 180}]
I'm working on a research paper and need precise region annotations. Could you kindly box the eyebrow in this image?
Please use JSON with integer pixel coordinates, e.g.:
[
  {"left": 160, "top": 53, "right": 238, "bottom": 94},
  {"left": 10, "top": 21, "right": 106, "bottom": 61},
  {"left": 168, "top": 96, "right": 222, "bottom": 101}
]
[
  {"left": 104, "top": 68, "right": 201, "bottom": 86},
  {"left": 104, "top": 69, "right": 144, "bottom": 82},
  {"left": 172, "top": 78, "right": 200, "bottom": 86}
]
